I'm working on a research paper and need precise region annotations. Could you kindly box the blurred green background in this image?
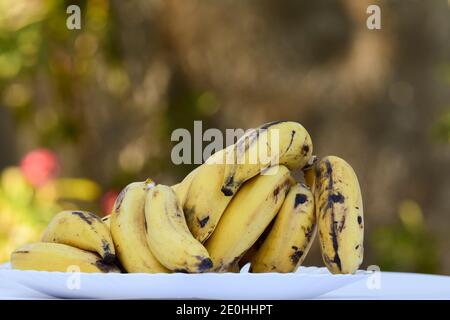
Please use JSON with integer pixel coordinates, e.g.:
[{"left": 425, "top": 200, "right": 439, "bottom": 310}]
[{"left": 0, "top": 0, "right": 449, "bottom": 274}]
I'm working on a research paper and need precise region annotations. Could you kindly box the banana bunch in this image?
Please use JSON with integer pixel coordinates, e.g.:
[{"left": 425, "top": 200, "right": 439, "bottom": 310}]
[
  {"left": 182, "top": 121, "right": 313, "bottom": 243},
  {"left": 10, "top": 120, "right": 364, "bottom": 276}
]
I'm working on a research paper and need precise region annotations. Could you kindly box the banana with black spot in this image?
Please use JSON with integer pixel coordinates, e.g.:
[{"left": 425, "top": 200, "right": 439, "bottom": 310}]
[
  {"left": 11, "top": 242, "right": 120, "bottom": 273},
  {"left": 110, "top": 180, "right": 169, "bottom": 273},
  {"left": 221, "top": 121, "right": 313, "bottom": 196},
  {"left": 183, "top": 147, "right": 234, "bottom": 243},
  {"left": 315, "top": 156, "right": 364, "bottom": 274},
  {"left": 42, "top": 210, "right": 115, "bottom": 263},
  {"left": 144, "top": 184, "right": 213, "bottom": 273},
  {"left": 205, "top": 165, "right": 293, "bottom": 272},
  {"left": 251, "top": 183, "right": 316, "bottom": 273}
]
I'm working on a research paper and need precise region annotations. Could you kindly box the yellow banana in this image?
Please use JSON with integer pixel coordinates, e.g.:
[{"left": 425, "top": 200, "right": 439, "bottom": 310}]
[
  {"left": 183, "top": 147, "right": 233, "bottom": 243},
  {"left": 315, "top": 156, "right": 364, "bottom": 274},
  {"left": 205, "top": 166, "right": 292, "bottom": 272},
  {"left": 144, "top": 185, "right": 213, "bottom": 273},
  {"left": 42, "top": 210, "right": 115, "bottom": 263},
  {"left": 172, "top": 165, "right": 201, "bottom": 206},
  {"left": 251, "top": 183, "right": 316, "bottom": 273},
  {"left": 110, "top": 180, "right": 168, "bottom": 273},
  {"left": 237, "top": 220, "right": 275, "bottom": 269},
  {"left": 221, "top": 121, "right": 313, "bottom": 196},
  {"left": 11, "top": 242, "right": 120, "bottom": 273}
]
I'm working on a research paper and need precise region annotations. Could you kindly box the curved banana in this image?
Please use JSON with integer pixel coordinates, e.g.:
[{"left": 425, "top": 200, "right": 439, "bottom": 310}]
[
  {"left": 183, "top": 147, "right": 233, "bottom": 243},
  {"left": 205, "top": 166, "right": 292, "bottom": 272},
  {"left": 172, "top": 165, "right": 201, "bottom": 206},
  {"left": 144, "top": 185, "right": 213, "bottom": 273},
  {"left": 315, "top": 156, "right": 364, "bottom": 274},
  {"left": 221, "top": 121, "right": 313, "bottom": 196},
  {"left": 42, "top": 210, "right": 115, "bottom": 263},
  {"left": 251, "top": 183, "right": 316, "bottom": 273},
  {"left": 11, "top": 242, "right": 120, "bottom": 273},
  {"left": 110, "top": 180, "right": 168, "bottom": 273}
]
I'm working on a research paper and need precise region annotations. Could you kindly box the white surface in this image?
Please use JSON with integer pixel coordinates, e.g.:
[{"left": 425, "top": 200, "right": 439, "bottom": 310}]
[
  {"left": 0, "top": 264, "right": 367, "bottom": 299},
  {"left": 2, "top": 263, "right": 450, "bottom": 299},
  {"left": 319, "top": 271, "right": 450, "bottom": 300}
]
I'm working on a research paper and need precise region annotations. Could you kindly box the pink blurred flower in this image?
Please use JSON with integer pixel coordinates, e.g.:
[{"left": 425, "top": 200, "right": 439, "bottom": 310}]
[
  {"left": 101, "top": 190, "right": 119, "bottom": 215},
  {"left": 20, "top": 149, "right": 60, "bottom": 187}
]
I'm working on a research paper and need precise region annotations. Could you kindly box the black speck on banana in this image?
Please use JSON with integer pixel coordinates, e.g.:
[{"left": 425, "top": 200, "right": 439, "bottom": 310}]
[
  {"left": 101, "top": 215, "right": 111, "bottom": 229},
  {"left": 41, "top": 210, "right": 115, "bottom": 264},
  {"left": 11, "top": 242, "right": 120, "bottom": 273},
  {"left": 110, "top": 180, "right": 169, "bottom": 273},
  {"left": 250, "top": 183, "right": 316, "bottom": 273},
  {"left": 221, "top": 121, "right": 313, "bottom": 196},
  {"left": 205, "top": 165, "right": 293, "bottom": 272},
  {"left": 315, "top": 156, "right": 364, "bottom": 274},
  {"left": 144, "top": 184, "right": 213, "bottom": 273}
]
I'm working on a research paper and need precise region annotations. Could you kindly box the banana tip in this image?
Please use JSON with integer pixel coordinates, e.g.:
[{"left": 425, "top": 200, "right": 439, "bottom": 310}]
[
  {"left": 221, "top": 187, "right": 234, "bottom": 197},
  {"left": 102, "top": 253, "right": 116, "bottom": 265},
  {"left": 198, "top": 258, "right": 213, "bottom": 272}
]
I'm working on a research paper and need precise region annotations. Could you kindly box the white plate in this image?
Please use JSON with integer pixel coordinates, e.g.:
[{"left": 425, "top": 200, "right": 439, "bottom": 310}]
[{"left": 0, "top": 265, "right": 368, "bottom": 299}]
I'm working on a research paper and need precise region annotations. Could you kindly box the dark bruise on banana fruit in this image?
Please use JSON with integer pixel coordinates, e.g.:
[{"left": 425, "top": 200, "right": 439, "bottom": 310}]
[
  {"left": 251, "top": 183, "right": 317, "bottom": 273},
  {"left": 314, "top": 156, "right": 364, "bottom": 274},
  {"left": 144, "top": 184, "right": 213, "bottom": 273},
  {"left": 41, "top": 210, "right": 116, "bottom": 263}
]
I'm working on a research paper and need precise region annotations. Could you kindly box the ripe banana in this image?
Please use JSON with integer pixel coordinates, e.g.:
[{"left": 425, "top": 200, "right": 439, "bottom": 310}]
[
  {"left": 101, "top": 215, "right": 111, "bottom": 229},
  {"left": 205, "top": 165, "right": 292, "bottom": 272},
  {"left": 183, "top": 147, "right": 233, "bottom": 243},
  {"left": 238, "top": 219, "right": 275, "bottom": 269},
  {"left": 42, "top": 210, "right": 115, "bottom": 263},
  {"left": 221, "top": 121, "right": 313, "bottom": 196},
  {"left": 172, "top": 165, "right": 201, "bottom": 206},
  {"left": 11, "top": 242, "right": 120, "bottom": 273},
  {"left": 251, "top": 183, "right": 316, "bottom": 273},
  {"left": 144, "top": 185, "right": 213, "bottom": 273},
  {"left": 315, "top": 156, "right": 364, "bottom": 274},
  {"left": 110, "top": 180, "right": 168, "bottom": 273}
]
